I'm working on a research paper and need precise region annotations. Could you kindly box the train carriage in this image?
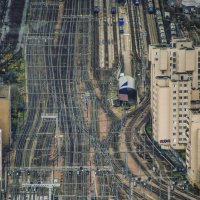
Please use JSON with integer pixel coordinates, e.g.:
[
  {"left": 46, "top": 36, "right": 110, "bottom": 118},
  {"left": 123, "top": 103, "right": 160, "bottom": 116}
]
[
  {"left": 118, "top": 17, "right": 124, "bottom": 26},
  {"left": 119, "top": 26, "right": 124, "bottom": 34},
  {"left": 134, "top": 0, "right": 140, "bottom": 5},
  {"left": 147, "top": 0, "right": 155, "bottom": 14},
  {"left": 94, "top": 0, "right": 99, "bottom": 14},
  {"left": 111, "top": 0, "right": 116, "bottom": 14}
]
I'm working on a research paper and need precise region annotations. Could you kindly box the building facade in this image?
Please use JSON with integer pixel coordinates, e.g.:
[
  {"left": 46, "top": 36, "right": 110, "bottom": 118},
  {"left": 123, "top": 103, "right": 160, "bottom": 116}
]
[
  {"left": 0, "top": 129, "right": 2, "bottom": 188},
  {"left": 186, "top": 107, "right": 200, "bottom": 187},
  {"left": 0, "top": 85, "right": 11, "bottom": 147},
  {"left": 149, "top": 38, "right": 200, "bottom": 149}
]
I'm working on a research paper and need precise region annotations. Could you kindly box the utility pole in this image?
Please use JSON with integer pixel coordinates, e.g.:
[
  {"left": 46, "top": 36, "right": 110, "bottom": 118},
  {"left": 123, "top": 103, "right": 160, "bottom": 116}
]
[
  {"left": 125, "top": 150, "right": 128, "bottom": 177},
  {"left": 168, "top": 180, "right": 171, "bottom": 200},
  {"left": 159, "top": 172, "right": 162, "bottom": 200},
  {"left": 129, "top": 178, "right": 133, "bottom": 200},
  {"left": 143, "top": 134, "right": 146, "bottom": 160}
]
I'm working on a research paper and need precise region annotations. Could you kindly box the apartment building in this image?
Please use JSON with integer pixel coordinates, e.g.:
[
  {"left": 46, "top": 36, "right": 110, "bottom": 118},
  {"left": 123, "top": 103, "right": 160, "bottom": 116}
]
[
  {"left": 149, "top": 38, "right": 200, "bottom": 150},
  {"left": 186, "top": 106, "right": 200, "bottom": 187}
]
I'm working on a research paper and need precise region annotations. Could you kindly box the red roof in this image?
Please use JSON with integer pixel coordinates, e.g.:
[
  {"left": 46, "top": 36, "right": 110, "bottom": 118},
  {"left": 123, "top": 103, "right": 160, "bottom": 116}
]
[{"left": 118, "top": 94, "right": 128, "bottom": 101}]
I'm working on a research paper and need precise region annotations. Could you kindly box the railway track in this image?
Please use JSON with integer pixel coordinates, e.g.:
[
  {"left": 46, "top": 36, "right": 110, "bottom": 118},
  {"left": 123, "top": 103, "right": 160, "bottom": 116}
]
[
  {"left": 103, "top": 0, "right": 109, "bottom": 69},
  {"left": 9, "top": 2, "right": 60, "bottom": 198},
  {"left": 111, "top": 11, "right": 119, "bottom": 66},
  {"left": 124, "top": 98, "right": 199, "bottom": 200},
  {"left": 8, "top": 0, "right": 93, "bottom": 198},
  {"left": 6, "top": 0, "right": 200, "bottom": 199},
  {"left": 93, "top": 2, "right": 100, "bottom": 79},
  {"left": 127, "top": 0, "right": 140, "bottom": 63}
]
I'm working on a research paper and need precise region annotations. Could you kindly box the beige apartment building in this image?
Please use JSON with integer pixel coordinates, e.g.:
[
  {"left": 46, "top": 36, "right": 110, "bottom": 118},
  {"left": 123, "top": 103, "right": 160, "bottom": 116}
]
[
  {"left": 149, "top": 38, "right": 200, "bottom": 186},
  {"left": 186, "top": 106, "right": 200, "bottom": 187},
  {"left": 149, "top": 38, "right": 200, "bottom": 150}
]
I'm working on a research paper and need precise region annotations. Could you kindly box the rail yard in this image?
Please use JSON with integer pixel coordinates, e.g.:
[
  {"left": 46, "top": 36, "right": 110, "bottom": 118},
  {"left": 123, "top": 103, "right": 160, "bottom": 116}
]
[{"left": 1, "top": 0, "right": 200, "bottom": 199}]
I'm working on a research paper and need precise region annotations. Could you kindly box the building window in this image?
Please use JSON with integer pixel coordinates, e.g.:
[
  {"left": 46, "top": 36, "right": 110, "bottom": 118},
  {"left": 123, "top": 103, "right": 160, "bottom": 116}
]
[
  {"left": 173, "top": 97, "right": 176, "bottom": 100},
  {"left": 173, "top": 91, "right": 176, "bottom": 94},
  {"left": 173, "top": 133, "right": 176, "bottom": 135},
  {"left": 173, "top": 109, "right": 176, "bottom": 112}
]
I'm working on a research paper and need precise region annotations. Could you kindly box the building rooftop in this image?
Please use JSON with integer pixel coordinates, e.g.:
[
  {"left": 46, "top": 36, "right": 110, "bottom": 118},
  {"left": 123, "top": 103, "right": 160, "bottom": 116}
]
[
  {"left": 150, "top": 38, "right": 197, "bottom": 49},
  {"left": 0, "top": 85, "right": 10, "bottom": 98},
  {"left": 182, "top": 0, "right": 200, "bottom": 7}
]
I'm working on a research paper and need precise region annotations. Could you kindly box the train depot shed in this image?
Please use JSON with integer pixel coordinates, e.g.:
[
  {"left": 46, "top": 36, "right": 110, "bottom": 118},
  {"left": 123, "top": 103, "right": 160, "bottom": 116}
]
[{"left": 118, "top": 75, "right": 137, "bottom": 104}]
